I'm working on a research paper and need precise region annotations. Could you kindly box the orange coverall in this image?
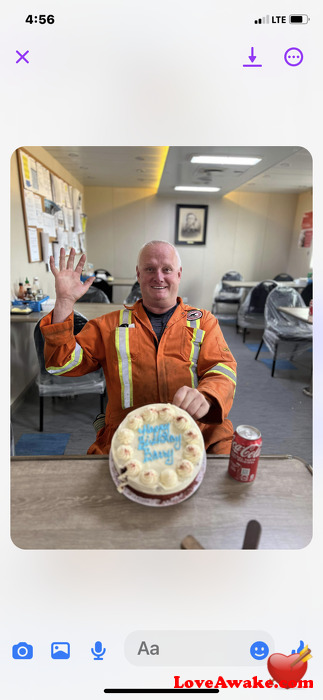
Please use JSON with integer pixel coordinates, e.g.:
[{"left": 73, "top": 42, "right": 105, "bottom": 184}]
[{"left": 40, "top": 298, "right": 237, "bottom": 454}]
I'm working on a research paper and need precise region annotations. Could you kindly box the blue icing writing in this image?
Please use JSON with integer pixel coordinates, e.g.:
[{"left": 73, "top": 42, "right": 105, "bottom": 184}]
[
  {"left": 142, "top": 447, "right": 174, "bottom": 466},
  {"left": 137, "top": 422, "right": 181, "bottom": 465}
]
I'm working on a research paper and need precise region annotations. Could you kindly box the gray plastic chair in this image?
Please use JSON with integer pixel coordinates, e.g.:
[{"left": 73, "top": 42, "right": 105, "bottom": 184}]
[
  {"left": 77, "top": 286, "right": 110, "bottom": 303},
  {"left": 274, "top": 273, "right": 294, "bottom": 282},
  {"left": 237, "top": 280, "right": 277, "bottom": 342},
  {"left": 34, "top": 311, "right": 106, "bottom": 431},
  {"left": 125, "top": 281, "right": 142, "bottom": 304},
  {"left": 212, "top": 271, "right": 244, "bottom": 318},
  {"left": 255, "top": 287, "right": 312, "bottom": 377}
]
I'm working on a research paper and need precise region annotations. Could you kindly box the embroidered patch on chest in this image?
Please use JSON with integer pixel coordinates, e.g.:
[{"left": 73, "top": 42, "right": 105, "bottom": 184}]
[{"left": 186, "top": 310, "right": 203, "bottom": 320}]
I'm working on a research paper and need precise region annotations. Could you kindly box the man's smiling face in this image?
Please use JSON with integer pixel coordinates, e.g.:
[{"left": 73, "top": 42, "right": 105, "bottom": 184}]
[{"left": 136, "top": 242, "right": 182, "bottom": 313}]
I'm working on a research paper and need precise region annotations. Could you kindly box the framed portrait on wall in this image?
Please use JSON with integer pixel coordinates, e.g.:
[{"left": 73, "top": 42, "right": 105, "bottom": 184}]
[{"left": 175, "top": 204, "right": 208, "bottom": 245}]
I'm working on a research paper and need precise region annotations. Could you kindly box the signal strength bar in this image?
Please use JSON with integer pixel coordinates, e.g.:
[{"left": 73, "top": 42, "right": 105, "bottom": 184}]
[{"left": 254, "top": 15, "right": 270, "bottom": 24}]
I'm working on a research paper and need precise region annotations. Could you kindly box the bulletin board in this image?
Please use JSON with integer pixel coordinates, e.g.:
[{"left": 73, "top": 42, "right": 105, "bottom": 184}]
[{"left": 17, "top": 148, "right": 87, "bottom": 265}]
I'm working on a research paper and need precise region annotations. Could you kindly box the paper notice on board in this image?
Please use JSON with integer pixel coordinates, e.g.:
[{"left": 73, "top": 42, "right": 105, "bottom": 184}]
[
  {"left": 56, "top": 230, "right": 65, "bottom": 250},
  {"left": 28, "top": 227, "right": 40, "bottom": 262},
  {"left": 34, "top": 194, "right": 44, "bottom": 228},
  {"left": 62, "top": 181, "right": 72, "bottom": 208},
  {"left": 29, "top": 158, "right": 39, "bottom": 192},
  {"left": 51, "top": 174, "right": 65, "bottom": 207},
  {"left": 73, "top": 188, "right": 83, "bottom": 212},
  {"left": 24, "top": 190, "right": 38, "bottom": 227},
  {"left": 67, "top": 208, "right": 74, "bottom": 230},
  {"left": 42, "top": 167, "right": 53, "bottom": 200},
  {"left": 74, "top": 209, "right": 82, "bottom": 234},
  {"left": 42, "top": 213, "right": 56, "bottom": 238},
  {"left": 20, "top": 152, "right": 32, "bottom": 190},
  {"left": 40, "top": 231, "right": 50, "bottom": 267},
  {"left": 52, "top": 242, "right": 60, "bottom": 268}
]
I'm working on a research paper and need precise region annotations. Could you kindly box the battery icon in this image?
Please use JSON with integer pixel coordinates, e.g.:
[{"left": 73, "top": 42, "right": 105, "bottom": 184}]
[{"left": 289, "top": 14, "right": 310, "bottom": 23}]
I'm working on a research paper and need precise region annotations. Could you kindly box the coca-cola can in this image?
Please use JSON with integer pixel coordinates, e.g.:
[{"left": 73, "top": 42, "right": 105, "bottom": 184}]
[
  {"left": 228, "top": 425, "right": 262, "bottom": 483},
  {"left": 309, "top": 299, "right": 313, "bottom": 318}
]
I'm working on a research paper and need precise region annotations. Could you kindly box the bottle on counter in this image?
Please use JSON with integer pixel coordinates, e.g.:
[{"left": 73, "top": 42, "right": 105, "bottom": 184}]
[
  {"left": 25, "top": 286, "right": 33, "bottom": 300},
  {"left": 24, "top": 278, "right": 30, "bottom": 299},
  {"left": 32, "top": 277, "right": 40, "bottom": 297},
  {"left": 17, "top": 283, "right": 25, "bottom": 300}
]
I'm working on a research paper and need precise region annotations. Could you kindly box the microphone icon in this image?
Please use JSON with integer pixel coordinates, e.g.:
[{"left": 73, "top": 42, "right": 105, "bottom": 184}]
[{"left": 91, "top": 641, "right": 106, "bottom": 660}]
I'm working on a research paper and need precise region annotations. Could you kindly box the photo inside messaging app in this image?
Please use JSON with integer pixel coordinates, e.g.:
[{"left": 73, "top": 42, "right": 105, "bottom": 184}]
[{"left": 3, "top": 1, "right": 321, "bottom": 697}]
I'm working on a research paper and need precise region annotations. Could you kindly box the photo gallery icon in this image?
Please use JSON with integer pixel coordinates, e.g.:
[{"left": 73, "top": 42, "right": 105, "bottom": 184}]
[{"left": 51, "top": 642, "right": 70, "bottom": 659}]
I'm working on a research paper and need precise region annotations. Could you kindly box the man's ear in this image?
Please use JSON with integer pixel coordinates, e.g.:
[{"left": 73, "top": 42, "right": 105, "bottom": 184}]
[
  {"left": 136, "top": 265, "right": 140, "bottom": 279},
  {"left": 178, "top": 267, "right": 182, "bottom": 280}
]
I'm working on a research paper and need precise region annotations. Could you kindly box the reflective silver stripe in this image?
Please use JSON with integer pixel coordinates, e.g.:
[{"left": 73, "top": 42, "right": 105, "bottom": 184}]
[
  {"left": 187, "top": 318, "right": 200, "bottom": 328},
  {"left": 116, "top": 309, "right": 133, "bottom": 409},
  {"left": 121, "top": 309, "right": 131, "bottom": 325},
  {"left": 47, "top": 341, "right": 83, "bottom": 375},
  {"left": 204, "top": 362, "right": 237, "bottom": 385},
  {"left": 189, "top": 328, "right": 205, "bottom": 388}
]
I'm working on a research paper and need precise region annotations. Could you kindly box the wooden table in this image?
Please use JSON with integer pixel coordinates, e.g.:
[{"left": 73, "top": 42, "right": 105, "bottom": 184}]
[
  {"left": 225, "top": 280, "right": 307, "bottom": 289},
  {"left": 106, "top": 277, "right": 136, "bottom": 286},
  {"left": 10, "top": 303, "right": 124, "bottom": 323},
  {"left": 104, "top": 277, "right": 136, "bottom": 302},
  {"left": 278, "top": 306, "right": 313, "bottom": 324},
  {"left": 11, "top": 455, "right": 312, "bottom": 550}
]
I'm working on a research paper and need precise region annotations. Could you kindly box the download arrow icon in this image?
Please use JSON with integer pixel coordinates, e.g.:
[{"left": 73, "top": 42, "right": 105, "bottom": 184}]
[{"left": 243, "top": 47, "right": 262, "bottom": 67}]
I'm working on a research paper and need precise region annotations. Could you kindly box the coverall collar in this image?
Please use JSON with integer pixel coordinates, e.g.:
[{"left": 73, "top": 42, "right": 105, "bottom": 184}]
[{"left": 124, "top": 297, "right": 189, "bottom": 326}]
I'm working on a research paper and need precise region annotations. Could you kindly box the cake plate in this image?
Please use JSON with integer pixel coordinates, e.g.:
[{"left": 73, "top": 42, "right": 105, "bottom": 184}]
[{"left": 109, "top": 451, "right": 207, "bottom": 508}]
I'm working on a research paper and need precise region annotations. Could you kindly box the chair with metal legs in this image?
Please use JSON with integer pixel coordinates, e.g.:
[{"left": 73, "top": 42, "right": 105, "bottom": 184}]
[{"left": 255, "top": 287, "right": 312, "bottom": 377}]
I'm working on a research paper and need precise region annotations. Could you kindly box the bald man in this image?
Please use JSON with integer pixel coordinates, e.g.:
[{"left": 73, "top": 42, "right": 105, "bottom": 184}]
[{"left": 40, "top": 241, "right": 237, "bottom": 454}]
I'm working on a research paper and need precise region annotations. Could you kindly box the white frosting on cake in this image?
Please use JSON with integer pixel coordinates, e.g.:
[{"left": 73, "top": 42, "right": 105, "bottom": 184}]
[
  {"left": 111, "top": 403, "right": 205, "bottom": 496},
  {"left": 117, "top": 428, "right": 135, "bottom": 445}
]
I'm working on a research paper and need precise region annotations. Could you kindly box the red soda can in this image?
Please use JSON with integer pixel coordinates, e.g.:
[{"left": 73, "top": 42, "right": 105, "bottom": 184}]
[
  {"left": 309, "top": 299, "right": 313, "bottom": 318},
  {"left": 228, "top": 425, "right": 262, "bottom": 483}
]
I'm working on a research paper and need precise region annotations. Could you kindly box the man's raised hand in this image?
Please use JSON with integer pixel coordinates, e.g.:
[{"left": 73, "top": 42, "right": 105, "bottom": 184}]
[{"left": 50, "top": 247, "right": 94, "bottom": 323}]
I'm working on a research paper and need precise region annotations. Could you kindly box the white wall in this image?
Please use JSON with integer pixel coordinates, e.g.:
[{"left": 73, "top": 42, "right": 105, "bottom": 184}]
[
  {"left": 10, "top": 148, "right": 84, "bottom": 300},
  {"left": 84, "top": 187, "right": 304, "bottom": 309}
]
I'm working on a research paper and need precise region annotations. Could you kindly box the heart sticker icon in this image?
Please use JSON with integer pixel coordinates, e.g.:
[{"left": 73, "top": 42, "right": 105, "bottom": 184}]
[{"left": 267, "top": 653, "right": 307, "bottom": 687}]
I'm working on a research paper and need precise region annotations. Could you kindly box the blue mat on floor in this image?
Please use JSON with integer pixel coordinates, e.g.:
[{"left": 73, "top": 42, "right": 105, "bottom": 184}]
[
  {"left": 246, "top": 342, "right": 269, "bottom": 352},
  {"left": 259, "top": 358, "right": 296, "bottom": 371},
  {"left": 15, "top": 433, "right": 70, "bottom": 456}
]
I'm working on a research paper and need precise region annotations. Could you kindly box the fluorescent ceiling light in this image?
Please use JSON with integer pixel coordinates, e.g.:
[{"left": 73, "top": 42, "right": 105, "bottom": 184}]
[
  {"left": 174, "top": 186, "right": 220, "bottom": 192},
  {"left": 191, "top": 156, "right": 262, "bottom": 166}
]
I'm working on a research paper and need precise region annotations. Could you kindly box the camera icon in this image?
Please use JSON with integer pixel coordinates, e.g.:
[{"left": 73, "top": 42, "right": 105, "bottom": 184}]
[{"left": 12, "top": 642, "right": 33, "bottom": 659}]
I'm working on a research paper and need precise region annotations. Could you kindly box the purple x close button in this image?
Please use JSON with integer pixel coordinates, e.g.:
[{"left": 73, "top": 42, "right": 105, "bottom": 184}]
[{"left": 16, "top": 50, "right": 29, "bottom": 64}]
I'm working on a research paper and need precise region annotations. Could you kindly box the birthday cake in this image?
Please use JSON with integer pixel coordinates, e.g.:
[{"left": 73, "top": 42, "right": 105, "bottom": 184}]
[{"left": 110, "top": 403, "right": 206, "bottom": 499}]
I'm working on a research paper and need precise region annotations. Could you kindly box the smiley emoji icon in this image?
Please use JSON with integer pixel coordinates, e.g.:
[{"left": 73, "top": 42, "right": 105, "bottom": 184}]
[
  {"left": 284, "top": 47, "right": 303, "bottom": 66},
  {"left": 250, "top": 641, "right": 269, "bottom": 660}
]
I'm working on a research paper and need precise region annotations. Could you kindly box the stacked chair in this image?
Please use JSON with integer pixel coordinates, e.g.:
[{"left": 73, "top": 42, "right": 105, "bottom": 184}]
[
  {"left": 77, "top": 286, "right": 110, "bottom": 303},
  {"left": 274, "top": 273, "right": 294, "bottom": 282},
  {"left": 255, "top": 286, "right": 312, "bottom": 377},
  {"left": 93, "top": 269, "right": 113, "bottom": 302},
  {"left": 212, "top": 271, "right": 244, "bottom": 319},
  {"left": 125, "top": 281, "right": 142, "bottom": 304},
  {"left": 237, "top": 280, "right": 277, "bottom": 342}
]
